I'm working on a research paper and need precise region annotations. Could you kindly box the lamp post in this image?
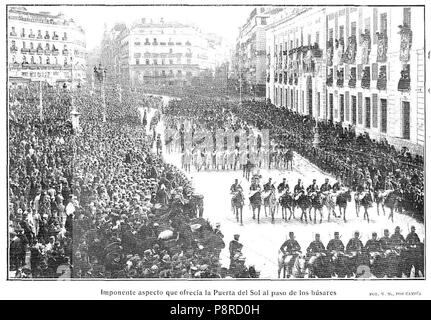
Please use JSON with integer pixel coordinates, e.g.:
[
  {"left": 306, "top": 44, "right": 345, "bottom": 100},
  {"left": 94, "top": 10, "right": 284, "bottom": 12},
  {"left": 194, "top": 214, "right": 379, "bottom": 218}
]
[
  {"left": 70, "top": 58, "right": 81, "bottom": 132},
  {"left": 94, "top": 63, "right": 107, "bottom": 122}
]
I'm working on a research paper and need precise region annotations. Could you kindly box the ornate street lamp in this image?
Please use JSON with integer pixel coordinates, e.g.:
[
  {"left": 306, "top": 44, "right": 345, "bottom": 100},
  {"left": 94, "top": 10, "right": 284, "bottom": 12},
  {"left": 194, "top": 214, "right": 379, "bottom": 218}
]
[{"left": 94, "top": 63, "right": 107, "bottom": 122}]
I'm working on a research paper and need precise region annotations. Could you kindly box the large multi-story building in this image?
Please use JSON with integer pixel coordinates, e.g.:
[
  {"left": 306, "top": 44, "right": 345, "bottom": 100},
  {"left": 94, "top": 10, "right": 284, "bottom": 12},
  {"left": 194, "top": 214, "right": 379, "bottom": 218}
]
[
  {"left": 232, "top": 7, "right": 282, "bottom": 97},
  {"left": 7, "top": 6, "right": 87, "bottom": 87},
  {"left": 106, "top": 18, "right": 229, "bottom": 88},
  {"left": 266, "top": 6, "right": 425, "bottom": 154}
]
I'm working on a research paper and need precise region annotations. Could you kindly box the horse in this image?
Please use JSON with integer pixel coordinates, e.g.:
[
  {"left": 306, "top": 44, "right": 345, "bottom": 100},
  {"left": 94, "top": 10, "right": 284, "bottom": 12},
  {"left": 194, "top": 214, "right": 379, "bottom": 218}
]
[
  {"left": 279, "top": 191, "right": 295, "bottom": 221},
  {"left": 355, "top": 191, "right": 373, "bottom": 223},
  {"left": 294, "top": 192, "right": 312, "bottom": 223},
  {"left": 291, "top": 254, "right": 308, "bottom": 278},
  {"left": 321, "top": 192, "right": 338, "bottom": 221},
  {"left": 329, "top": 251, "right": 351, "bottom": 278},
  {"left": 309, "top": 192, "right": 325, "bottom": 224},
  {"left": 232, "top": 190, "right": 245, "bottom": 225},
  {"left": 249, "top": 189, "right": 262, "bottom": 223},
  {"left": 278, "top": 250, "right": 306, "bottom": 278},
  {"left": 384, "top": 191, "right": 402, "bottom": 223},
  {"left": 335, "top": 189, "right": 352, "bottom": 222},
  {"left": 285, "top": 149, "right": 294, "bottom": 171},
  {"left": 308, "top": 253, "right": 332, "bottom": 278},
  {"left": 263, "top": 189, "right": 277, "bottom": 223}
]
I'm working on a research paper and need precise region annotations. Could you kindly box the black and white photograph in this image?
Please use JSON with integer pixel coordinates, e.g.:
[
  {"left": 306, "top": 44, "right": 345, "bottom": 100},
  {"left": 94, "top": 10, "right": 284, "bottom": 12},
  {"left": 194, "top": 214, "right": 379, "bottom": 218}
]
[{"left": 2, "top": 0, "right": 430, "bottom": 300}]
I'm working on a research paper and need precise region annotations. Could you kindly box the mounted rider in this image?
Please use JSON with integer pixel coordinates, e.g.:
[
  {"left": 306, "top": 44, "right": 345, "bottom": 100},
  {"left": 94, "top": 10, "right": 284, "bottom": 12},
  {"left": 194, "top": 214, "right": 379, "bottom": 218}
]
[
  {"left": 320, "top": 178, "right": 332, "bottom": 195},
  {"left": 263, "top": 178, "right": 275, "bottom": 192},
  {"left": 379, "top": 229, "right": 392, "bottom": 254},
  {"left": 406, "top": 226, "right": 420, "bottom": 248},
  {"left": 332, "top": 176, "right": 345, "bottom": 193},
  {"left": 230, "top": 178, "right": 243, "bottom": 210},
  {"left": 307, "top": 233, "right": 326, "bottom": 271},
  {"left": 365, "top": 232, "right": 382, "bottom": 253},
  {"left": 346, "top": 231, "right": 364, "bottom": 257},
  {"left": 390, "top": 226, "right": 406, "bottom": 248},
  {"left": 230, "top": 179, "right": 242, "bottom": 193},
  {"left": 280, "top": 232, "right": 301, "bottom": 269},
  {"left": 293, "top": 179, "right": 305, "bottom": 201},
  {"left": 306, "top": 179, "right": 320, "bottom": 202},
  {"left": 277, "top": 178, "right": 289, "bottom": 194},
  {"left": 327, "top": 231, "right": 345, "bottom": 261}
]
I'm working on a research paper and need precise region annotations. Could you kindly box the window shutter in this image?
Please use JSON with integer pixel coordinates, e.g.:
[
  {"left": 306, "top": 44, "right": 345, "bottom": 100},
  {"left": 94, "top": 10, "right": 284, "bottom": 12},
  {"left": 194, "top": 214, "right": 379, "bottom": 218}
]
[
  {"left": 372, "top": 63, "right": 378, "bottom": 80},
  {"left": 357, "top": 64, "right": 363, "bottom": 80},
  {"left": 358, "top": 92, "right": 363, "bottom": 124},
  {"left": 373, "top": 8, "right": 378, "bottom": 44},
  {"left": 345, "top": 91, "right": 350, "bottom": 122},
  {"left": 372, "top": 93, "right": 378, "bottom": 128}
]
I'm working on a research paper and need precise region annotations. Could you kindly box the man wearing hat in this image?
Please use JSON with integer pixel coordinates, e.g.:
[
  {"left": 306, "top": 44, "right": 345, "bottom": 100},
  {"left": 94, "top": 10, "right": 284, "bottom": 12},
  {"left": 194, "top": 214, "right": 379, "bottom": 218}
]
[
  {"left": 320, "top": 178, "right": 332, "bottom": 194},
  {"left": 293, "top": 179, "right": 304, "bottom": 200},
  {"left": 229, "top": 234, "right": 243, "bottom": 261},
  {"left": 365, "top": 232, "right": 382, "bottom": 254},
  {"left": 277, "top": 178, "right": 289, "bottom": 194},
  {"left": 346, "top": 231, "right": 364, "bottom": 255},
  {"left": 263, "top": 177, "right": 275, "bottom": 193},
  {"left": 327, "top": 232, "right": 345, "bottom": 257},
  {"left": 280, "top": 231, "right": 301, "bottom": 268},
  {"left": 390, "top": 226, "right": 406, "bottom": 248},
  {"left": 406, "top": 226, "right": 420, "bottom": 247},
  {"left": 379, "top": 229, "right": 392, "bottom": 252},
  {"left": 307, "top": 233, "right": 326, "bottom": 275}
]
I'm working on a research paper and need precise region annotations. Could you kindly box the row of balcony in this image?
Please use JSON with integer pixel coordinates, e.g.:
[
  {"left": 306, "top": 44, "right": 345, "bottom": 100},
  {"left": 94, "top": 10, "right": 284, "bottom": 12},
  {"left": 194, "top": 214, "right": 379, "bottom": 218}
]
[
  {"left": 11, "top": 47, "right": 69, "bottom": 56},
  {"left": 133, "top": 52, "right": 192, "bottom": 59},
  {"left": 9, "top": 62, "right": 71, "bottom": 70},
  {"left": 9, "top": 32, "right": 67, "bottom": 41},
  {"left": 135, "top": 40, "right": 192, "bottom": 46}
]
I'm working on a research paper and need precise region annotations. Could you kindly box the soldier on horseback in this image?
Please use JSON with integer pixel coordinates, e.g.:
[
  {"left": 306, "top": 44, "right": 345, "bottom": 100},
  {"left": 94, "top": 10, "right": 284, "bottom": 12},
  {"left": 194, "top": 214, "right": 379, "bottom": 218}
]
[
  {"left": 279, "top": 232, "right": 301, "bottom": 278},
  {"left": 388, "top": 226, "right": 406, "bottom": 277},
  {"left": 277, "top": 178, "right": 289, "bottom": 193},
  {"left": 231, "top": 179, "right": 245, "bottom": 225},
  {"left": 364, "top": 232, "right": 385, "bottom": 277},
  {"left": 346, "top": 231, "right": 365, "bottom": 276},
  {"left": 307, "top": 233, "right": 327, "bottom": 277},
  {"left": 327, "top": 232, "right": 347, "bottom": 277},
  {"left": 249, "top": 175, "right": 262, "bottom": 222},
  {"left": 405, "top": 226, "right": 422, "bottom": 277},
  {"left": 320, "top": 178, "right": 332, "bottom": 194},
  {"left": 307, "top": 179, "right": 323, "bottom": 223},
  {"left": 307, "top": 179, "right": 320, "bottom": 196},
  {"left": 293, "top": 179, "right": 305, "bottom": 200}
]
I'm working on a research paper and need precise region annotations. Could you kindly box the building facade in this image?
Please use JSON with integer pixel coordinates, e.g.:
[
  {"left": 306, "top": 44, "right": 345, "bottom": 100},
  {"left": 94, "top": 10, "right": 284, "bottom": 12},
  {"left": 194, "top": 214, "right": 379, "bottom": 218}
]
[
  {"left": 8, "top": 6, "right": 87, "bottom": 87},
  {"left": 111, "top": 18, "right": 228, "bottom": 88},
  {"left": 233, "top": 7, "right": 281, "bottom": 97},
  {"left": 266, "top": 6, "right": 425, "bottom": 154}
]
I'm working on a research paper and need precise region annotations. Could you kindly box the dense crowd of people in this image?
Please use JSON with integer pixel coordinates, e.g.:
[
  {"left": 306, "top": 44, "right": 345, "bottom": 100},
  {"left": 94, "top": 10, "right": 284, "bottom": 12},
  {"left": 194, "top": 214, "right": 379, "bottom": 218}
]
[
  {"left": 163, "top": 96, "right": 424, "bottom": 221},
  {"left": 8, "top": 84, "right": 255, "bottom": 279},
  {"left": 8, "top": 81, "right": 424, "bottom": 279}
]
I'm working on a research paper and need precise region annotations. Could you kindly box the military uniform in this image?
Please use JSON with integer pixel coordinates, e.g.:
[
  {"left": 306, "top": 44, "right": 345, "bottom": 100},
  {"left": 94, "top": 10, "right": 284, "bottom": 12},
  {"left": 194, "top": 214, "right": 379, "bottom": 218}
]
[
  {"left": 327, "top": 238, "right": 345, "bottom": 253},
  {"left": 365, "top": 239, "right": 382, "bottom": 253},
  {"left": 307, "top": 239, "right": 326, "bottom": 268},
  {"left": 379, "top": 235, "right": 392, "bottom": 251},
  {"left": 390, "top": 232, "right": 406, "bottom": 247},
  {"left": 307, "top": 240, "right": 325, "bottom": 254},
  {"left": 406, "top": 232, "right": 420, "bottom": 247},
  {"left": 229, "top": 240, "right": 243, "bottom": 259},
  {"left": 320, "top": 182, "right": 332, "bottom": 193},
  {"left": 346, "top": 238, "right": 364, "bottom": 253},
  {"left": 277, "top": 181, "right": 289, "bottom": 193},
  {"left": 263, "top": 181, "right": 275, "bottom": 192},
  {"left": 280, "top": 239, "right": 301, "bottom": 254}
]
